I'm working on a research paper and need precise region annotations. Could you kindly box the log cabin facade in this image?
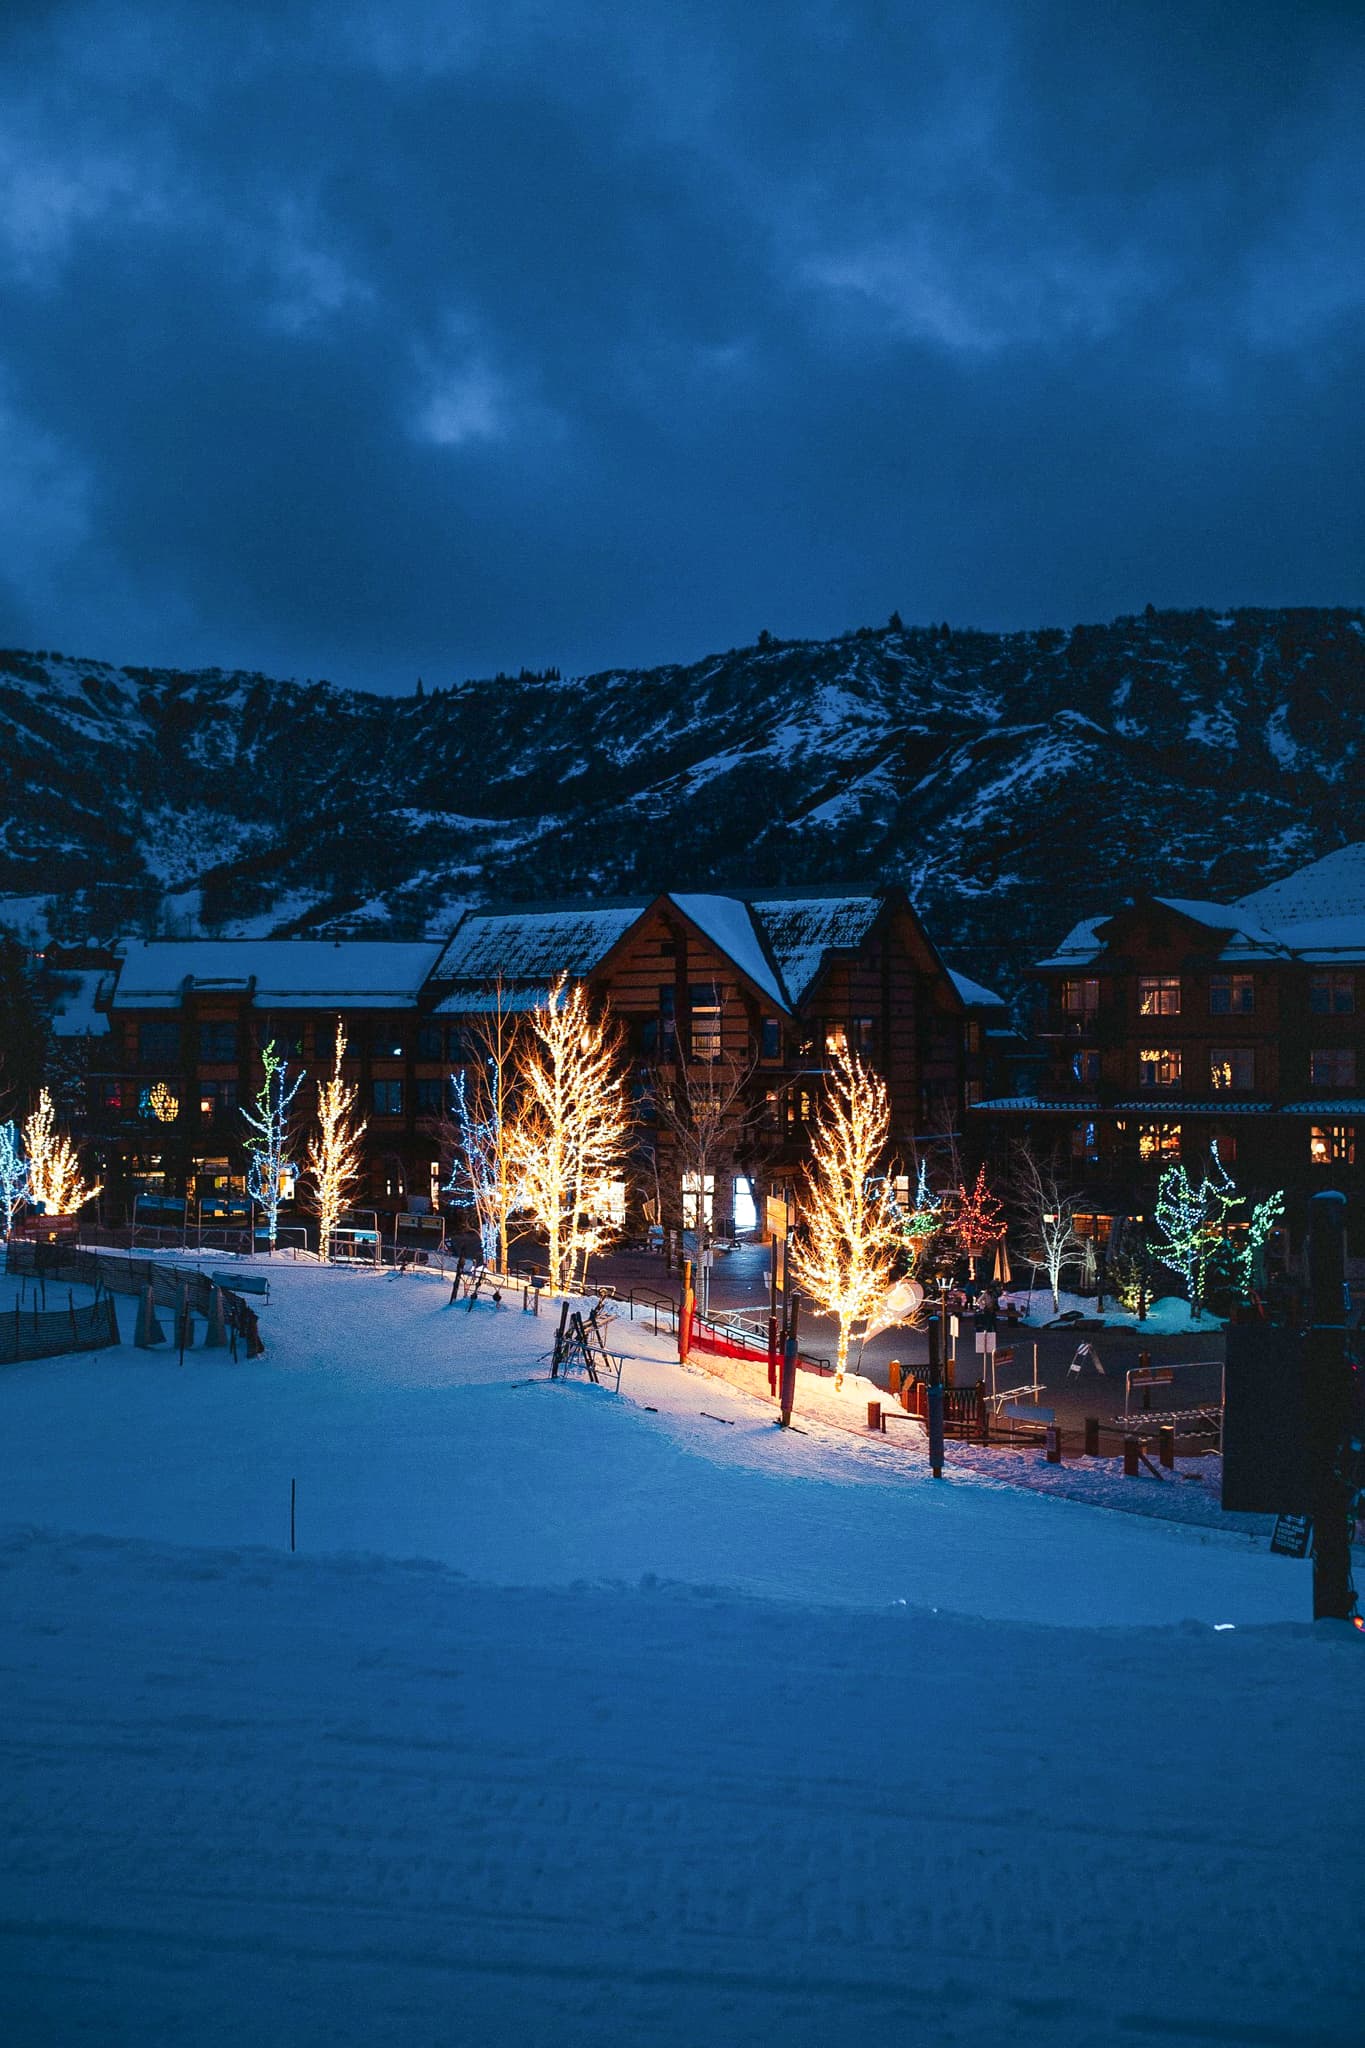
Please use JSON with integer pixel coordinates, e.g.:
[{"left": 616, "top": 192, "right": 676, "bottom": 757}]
[{"left": 80, "top": 888, "right": 974, "bottom": 1243}]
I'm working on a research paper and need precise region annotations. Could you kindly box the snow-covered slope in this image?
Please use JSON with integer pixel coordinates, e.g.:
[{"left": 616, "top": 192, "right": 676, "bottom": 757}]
[
  {"left": 0, "top": 1257, "right": 1357, "bottom": 2048},
  {"left": 2, "top": 606, "right": 1362, "bottom": 990}
]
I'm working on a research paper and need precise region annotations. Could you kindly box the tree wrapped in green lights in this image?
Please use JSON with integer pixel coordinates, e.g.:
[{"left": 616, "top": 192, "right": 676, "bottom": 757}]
[
  {"left": 243, "top": 1042, "right": 305, "bottom": 1253},
  {"left": 1148, "top": 1142, "right": 1283, "bottom": 1320}
]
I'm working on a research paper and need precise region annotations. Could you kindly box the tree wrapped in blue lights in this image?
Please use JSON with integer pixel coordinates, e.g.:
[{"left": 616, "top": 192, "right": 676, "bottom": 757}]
[
  {"left": 0, "top": 1120, "right": 29, "bottom": 1238},
  {"left": 444, "top": 1067, "right": 503, "bottom": 1267},
  {"left": 242, "top": 1042, "right": 304, "bottom": 1252}
]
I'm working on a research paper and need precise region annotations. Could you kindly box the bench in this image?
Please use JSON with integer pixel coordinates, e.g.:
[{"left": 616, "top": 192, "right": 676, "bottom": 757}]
[{"left": 212, "top": 1272, "right": 270, "bottom": 1302}]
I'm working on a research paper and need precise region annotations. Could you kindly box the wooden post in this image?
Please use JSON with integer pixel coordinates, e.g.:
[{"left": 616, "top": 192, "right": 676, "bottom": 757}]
[
  {"left": 1159, "top": 1423, "right": 1175, "bottom": 1470},
  {"left": 867, "top": 1400, "right": 882, "bottom": 1431},
  {"left": 1045, "top": 1423, "right": 1061, "bottom": 1465},
  {"left": 1123, "top": 1433, "right": 1140, "bottom": 1477},
  {"left": 779, "top": 1296, "right": 800, "bottom": 1426},
  {"left": 1084, "top": 1415, "right": 1100, "bottom": 1457},
  {"left": 978, "top": 1378, "right": 989, "bottom": 1445},
  {"left": 679, "top": 1258, "right": 695, "bottom": 1364}
]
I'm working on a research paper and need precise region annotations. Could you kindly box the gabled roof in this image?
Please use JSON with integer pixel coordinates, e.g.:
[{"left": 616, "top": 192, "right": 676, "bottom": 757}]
[
  {"left": 949, "top": 968, "right": 1006, "bottom": 1009},
  {"left": 665, "top": 895, "right": 788, "bottom": 1010},
  {"left": 431, "top": 905, "right": 643, "bottom": 987},
  {"left": 1237, "top": 843, "right": 1365, "bottom": 928},
  {"left": 113, "top": 939, "right": 444, "bottom": 1009},
  {"left": 1149, "top": 899, "right": 1288, "bottom": 958},
  {"left": 1036, "top": 897, "right": 1289, "bottom": 971},
  {"left": 1036, "top": 917, "right": 1106, "bottom": 970},
  {"left": 746, "top": 895, "right": 882, "bottom": 1005}
]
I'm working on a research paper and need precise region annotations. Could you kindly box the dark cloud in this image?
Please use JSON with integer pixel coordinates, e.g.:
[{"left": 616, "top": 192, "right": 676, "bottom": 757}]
[{"left": 0, "top": 0, "right": 1360, "bottom": 689}]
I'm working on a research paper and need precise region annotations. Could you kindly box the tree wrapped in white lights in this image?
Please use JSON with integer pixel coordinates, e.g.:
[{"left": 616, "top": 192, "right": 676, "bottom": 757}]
[
  {"left": 790, "top": 1042, "right": 903, "bottom": 1390},
  {"left": 0, "top": 1120, "right": 30, "bottom": 1236},
  {"left": 23, "top": 1088, "right": 101, "bottom": 1215},
  {"left": 512, "top": 975, "right": 630, "bottom": 1294},
  {"left": 1011, "top": 1141, "right": 1085, "bottom": 1312},
  {"left": 242, "top": 1042, "right": 304, "bottom": 1253},
  {"left": 305, "top": 1023, "right": 364, "bottom": 1261},
  {"left": 1148, "top": 1142, "right": 1282, "bottom": 1320}
]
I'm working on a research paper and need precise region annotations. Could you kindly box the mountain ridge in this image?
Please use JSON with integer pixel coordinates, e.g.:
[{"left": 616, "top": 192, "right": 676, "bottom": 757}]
[{"left": 2, "top": 604, "right": 1361, "bottom": 997}]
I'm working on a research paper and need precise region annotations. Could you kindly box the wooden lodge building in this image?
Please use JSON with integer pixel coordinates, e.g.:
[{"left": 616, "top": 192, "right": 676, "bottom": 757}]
[
  {"left": 77, "top": 889, "right": 995, "bottom": 1242},
  {"left": 968, "top": 845, "right": 1365, "bottom": 1252}
]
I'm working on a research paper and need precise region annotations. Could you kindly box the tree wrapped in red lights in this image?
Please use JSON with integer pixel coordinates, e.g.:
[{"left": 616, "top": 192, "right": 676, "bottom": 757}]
[{"left": 951, "top": 1163, "right": 1004, "bottom": 1278}]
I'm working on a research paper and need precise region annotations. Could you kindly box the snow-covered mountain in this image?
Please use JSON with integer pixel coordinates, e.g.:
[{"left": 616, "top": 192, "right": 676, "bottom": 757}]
[{"left": 2, "top": 606, "right": 1361, "bottom": 990}]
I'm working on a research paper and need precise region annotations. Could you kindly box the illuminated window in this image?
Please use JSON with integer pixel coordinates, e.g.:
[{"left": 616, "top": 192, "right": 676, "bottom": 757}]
[
  {"left": 824, "top": 1022, "right": 848, "bottom": 1054},
  {"left": 681, "top": 1172, "right": 714, "bottom": 1229},
  {"left": 1310, "top": 1048, "right": 1356, "bottom": 1089},
  {"left": 1210, "top": 1048, "right": 1254, "bottom": 1091},
  {"left": 1209, "top": 974, "right": 1254, "bottom": 1016},
  {"left": 198, "top": 1079, "right": 237, "bottom": 1119},
  {"left": 369, "top": 1029, "right": 404, "bottom": 1061},
  {"left": 1071, "top": 1120, "right": 1099, "bottom": 1162},
  {"left": 689, "top": 986, "right": 722, "bottom": 1063},
  {"left": 372, "top": 1079, "right": 404, "bottom": 1115},
  {"left": 1072, "top": 1049, "right": 1100, "bottom": 1085},
  {"left": 1213, "top": 1133, "right": 1238, "bottom": 1164},
  {"left": 1309, "top": 972, "right": 1354, "bottom": 1016},
  {"left": 98, "top": 1080, "right": 123, "bottom": 1113},
  {"left": 1061, "top": 978, "right": 1099, "bottom": 1014},
  {"left": 1310, "top": 1124, "right": 1355, "bottom": 1166},
  {"left": 1138, "top": 1122, "right": 1182, "bottom": 1161},
  {"left": 1139, "top": 1047, "right": 1181, "bottom": 1089},
  {"left": 1139, "top": 976, "right": 1181, "bottom": 1016}
]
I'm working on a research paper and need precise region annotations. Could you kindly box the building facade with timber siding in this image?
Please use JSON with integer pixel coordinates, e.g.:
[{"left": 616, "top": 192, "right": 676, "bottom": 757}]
[
  {"left": 80, "top": 888, "right": 978, "bottom": 1242},
  {"left": 968, "top": 845, "right": 1365, "bottom": 1255}
]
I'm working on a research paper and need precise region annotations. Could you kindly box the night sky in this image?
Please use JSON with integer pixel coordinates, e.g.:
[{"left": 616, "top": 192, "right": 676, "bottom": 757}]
[{"left": 1, "top": 1, "right": 1361, "bottom": 692}]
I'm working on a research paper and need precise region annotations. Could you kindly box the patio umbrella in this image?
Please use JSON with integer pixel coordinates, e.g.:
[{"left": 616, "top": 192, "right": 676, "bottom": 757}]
[{"left": 992, "top": 1239, "right": 1012, "bottom": 1285}]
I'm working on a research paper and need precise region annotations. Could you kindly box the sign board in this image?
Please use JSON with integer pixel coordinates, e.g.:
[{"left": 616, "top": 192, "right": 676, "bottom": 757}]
[{"left": 765, "top": 1196, "right": 788, "bottom": 1244}]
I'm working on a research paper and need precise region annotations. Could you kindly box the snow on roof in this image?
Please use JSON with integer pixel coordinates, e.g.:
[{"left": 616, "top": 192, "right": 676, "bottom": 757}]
[
  {"left": 1269, "top": 915, "right": 1365, "bottom": 963},
  {"left": 747, "top": 896, "right": 881, "bottom": 1005},
  {"left": 1151, "top": 899, "right": 1288, "bottom": 956},
  {"left": 1035, "top": 917, "right": 1106, "bottom": 969},
  {"left": 949, "top": 968, "right": 1006, "bottom": 1009},
  {"left": 1237, "top": 843, "right": 1365, "bottom": 928},
  {"left": 50, "top": 969, "right": 111, "bottom": 1037},
  {"left": 667, "top": 895, "right": 788, "bottom": 1010},
  {"left": 113, "top": 939, "right": 445, "bottom": 1009},
  {"left": 431, "top": 905, "right": 643, "bottom": 987}
]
